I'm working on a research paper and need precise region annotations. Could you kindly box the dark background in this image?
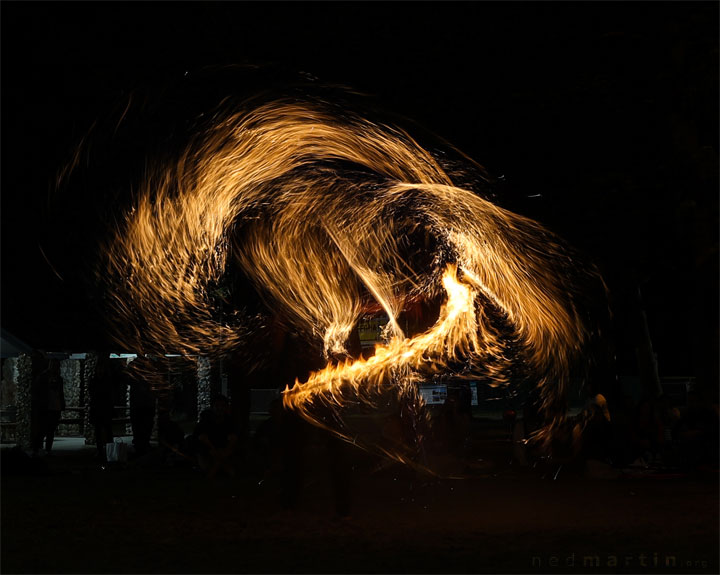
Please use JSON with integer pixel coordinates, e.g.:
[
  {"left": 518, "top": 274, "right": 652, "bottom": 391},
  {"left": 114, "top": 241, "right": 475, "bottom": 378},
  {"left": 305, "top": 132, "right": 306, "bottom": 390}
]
[{"left": 2, "top": 2, "right": 718, "bottom": 386}]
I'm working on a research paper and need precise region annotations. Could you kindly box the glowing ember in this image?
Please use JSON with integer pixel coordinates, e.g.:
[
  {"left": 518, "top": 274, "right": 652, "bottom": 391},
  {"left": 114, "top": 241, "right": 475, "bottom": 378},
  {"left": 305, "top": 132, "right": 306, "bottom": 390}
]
[{"left": 99, "top": 96, "right": 607, "bottom": 466}]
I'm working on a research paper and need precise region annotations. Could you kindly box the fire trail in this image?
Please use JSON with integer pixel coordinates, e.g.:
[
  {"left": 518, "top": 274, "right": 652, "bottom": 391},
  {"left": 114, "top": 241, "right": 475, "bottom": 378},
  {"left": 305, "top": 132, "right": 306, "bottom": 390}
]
[{"left": 99, "top": 96, "right": 607, "bottom": 468}]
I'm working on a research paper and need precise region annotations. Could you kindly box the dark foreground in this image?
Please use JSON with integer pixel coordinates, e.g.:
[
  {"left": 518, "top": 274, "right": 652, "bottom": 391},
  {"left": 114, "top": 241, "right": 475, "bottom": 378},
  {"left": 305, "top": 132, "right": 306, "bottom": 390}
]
[{"left": 2, "top": 425, "right": 718, "bottom": 575}]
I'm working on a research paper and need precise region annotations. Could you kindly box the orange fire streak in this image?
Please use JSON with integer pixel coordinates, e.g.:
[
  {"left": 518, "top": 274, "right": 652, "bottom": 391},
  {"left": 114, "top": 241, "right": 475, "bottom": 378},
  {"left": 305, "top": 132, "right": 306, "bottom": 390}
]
[{"left": 101, "top": 97, "right": 606, "bottom": 464}]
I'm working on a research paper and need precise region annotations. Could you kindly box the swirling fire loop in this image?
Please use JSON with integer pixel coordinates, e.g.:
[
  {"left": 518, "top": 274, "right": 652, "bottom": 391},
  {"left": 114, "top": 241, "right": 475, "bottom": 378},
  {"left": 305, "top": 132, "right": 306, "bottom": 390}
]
[{"left": 100, "top": 95, "right": 607, "bottom": 468}]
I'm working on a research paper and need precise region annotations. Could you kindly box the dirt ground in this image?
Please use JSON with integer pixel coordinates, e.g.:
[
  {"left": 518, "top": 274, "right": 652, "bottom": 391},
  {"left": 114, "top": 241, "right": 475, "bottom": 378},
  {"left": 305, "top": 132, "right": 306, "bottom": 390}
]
[{"left": 1, "top": 420, "right": 718, "bottom": 575}]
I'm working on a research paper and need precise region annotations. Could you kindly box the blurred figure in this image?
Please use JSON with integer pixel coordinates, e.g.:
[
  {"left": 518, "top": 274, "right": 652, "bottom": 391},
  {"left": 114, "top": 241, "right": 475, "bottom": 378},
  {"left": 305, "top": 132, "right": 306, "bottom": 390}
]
[
  {"left": 88, "top": 356, "right": 114, "bottom": 461},
  {"left": 677, "top": 389, "right": 719, "bottom": 470},
  {"left": 31, "top": 359, "right": 65, "bottom": 456},
  {"left": 251, "top": 397, "right": 284, "bottom": 478},
  {"left": 276, "top": 401, "right": 352, "bottom": 518},
  {"left": 327, "top": 432, "right": 352, "bottom": 518},
  {"left": 572, "top": 394, "right": 612, "bottom": 458},
  {"left": 128, "top": 359, "right": 156, "bottom": 457},
  {"left": 610, "top": 394, "right": 638, "bottom": 467},
  {"left": 279, "top": 405, "right": 306, "bottom": 509},
  {"left": 437, "top": 395, "right": 471, "bottom": 455},
  {"left": 225, "top": 352, "right": 252, "bottom": 465},
  {"left": 655, "top": 394, "right": 682, "bottom": 467},
  {"left": 191, "top": 395, "right": 240, "bottom": 479},
  {"left": 503, "top": 408, "right": 517, "bottom": 441},
  {"left": 517, "top": 393, "right": 613, "bottom": 478},
  {"left": 157, "top": 410, "right": 191, "bottom": 466},
  {"left": 632, "top": 397, "right": 662, "bottom": 465}
]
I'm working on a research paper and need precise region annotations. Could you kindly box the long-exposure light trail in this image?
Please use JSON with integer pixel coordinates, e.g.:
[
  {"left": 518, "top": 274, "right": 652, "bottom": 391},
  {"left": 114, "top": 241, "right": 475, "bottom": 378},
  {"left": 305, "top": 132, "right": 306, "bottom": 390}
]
[{"left": 99, "top": 96, "right": 607, "bottom": 467}]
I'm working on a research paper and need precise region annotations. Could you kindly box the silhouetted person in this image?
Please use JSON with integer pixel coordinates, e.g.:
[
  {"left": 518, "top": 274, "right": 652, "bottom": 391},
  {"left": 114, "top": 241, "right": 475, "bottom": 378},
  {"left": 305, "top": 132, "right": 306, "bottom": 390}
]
[
  {"left": 611, "top": 394, "right": 638, "bottom": 467},
  {"left": 677, "top": 389, "right": 719, "bottom": 469},
  {"left": 158, "top": 411, "right": 185, "bottom": 449},
  {"left": 277, "top": 402, "right": 354, "bottom": 517},
  {"left": 225, "top": 352, "right": 252, "bottom": 463},
  {"left": 192, "top": 395, "right": 240, "bottom": 478},
  {"left": 31, "top": 359, "right": 65, "bottom": 455},
  {"left": 88, "top": 357, "right": 114, "bottom": 461},
  {"left": 252, "top": 397, "right": 284, "bottom": 478},
  {"left": 327, "top": 432, "right": 352, "bottom": 518},
  {"left": 437, "top": 395, "right": 471, "bottom": 454},
  {"left": 155, "top": 409, "right": 190, "bottom": 466},
  {"left": 280, "top": 405, "right": 306, "bottom": 509},
  {"left": 572, "top": 394, "right": 613, "bottom": 463},
  {"left": 128, "top": 362, "right": 156, "bottom": 457},
  {"left": 633, "top": 398, "right": 661, "bottom": 464},
  {"left": 455, "top": 381, "right": 473, "bottom": 420}
]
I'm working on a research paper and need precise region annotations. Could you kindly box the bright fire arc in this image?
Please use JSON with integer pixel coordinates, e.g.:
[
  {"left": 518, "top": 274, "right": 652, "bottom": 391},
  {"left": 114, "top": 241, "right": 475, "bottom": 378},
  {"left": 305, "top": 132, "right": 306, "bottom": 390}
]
[{"left": 100, "top": 96, "right": 607, "bottom": 469}]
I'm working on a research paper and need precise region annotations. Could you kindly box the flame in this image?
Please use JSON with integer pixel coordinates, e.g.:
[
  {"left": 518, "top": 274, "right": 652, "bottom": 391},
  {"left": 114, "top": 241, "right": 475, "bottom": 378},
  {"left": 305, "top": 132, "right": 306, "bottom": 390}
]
[{"left": 99, "top": 96, "right": 607, "bottom": 465}]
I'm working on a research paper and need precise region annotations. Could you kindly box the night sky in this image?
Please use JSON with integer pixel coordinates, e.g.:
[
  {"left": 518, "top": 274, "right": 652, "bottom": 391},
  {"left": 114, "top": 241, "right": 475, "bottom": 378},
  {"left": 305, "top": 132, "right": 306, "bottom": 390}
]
[{"left": 2, "top": 2, "right": 718, "bottom": 385}]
